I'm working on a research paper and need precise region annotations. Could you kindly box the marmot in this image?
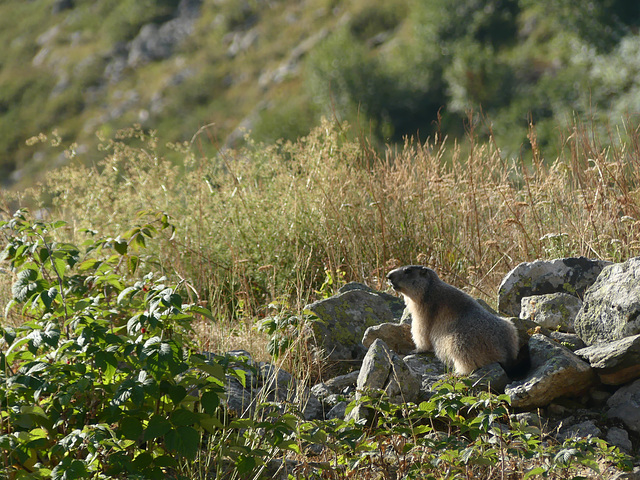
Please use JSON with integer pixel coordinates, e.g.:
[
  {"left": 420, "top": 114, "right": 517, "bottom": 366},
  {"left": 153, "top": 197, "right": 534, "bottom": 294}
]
[{"left": 387, "top": 265, "right": 529, "bottom": 377}]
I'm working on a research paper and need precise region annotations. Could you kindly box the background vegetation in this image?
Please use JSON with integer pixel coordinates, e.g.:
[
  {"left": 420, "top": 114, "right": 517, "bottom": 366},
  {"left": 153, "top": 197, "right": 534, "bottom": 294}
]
[{"left": 2, "top": 0, "right": 640, "bottom": 187}]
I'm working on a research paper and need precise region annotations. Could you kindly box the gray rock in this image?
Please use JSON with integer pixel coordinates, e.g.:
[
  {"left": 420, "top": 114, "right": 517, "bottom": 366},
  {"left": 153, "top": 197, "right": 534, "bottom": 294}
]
[
  {"left": 402, "top": 353, "right": 446, "bottom": 377},
  {"left": 609, "top": 467, "right": 640, "bottom": 480},
  {"left": 575, "top": 334, "right": 640, "bottom": 385},
  {"left": 362, "top": 322, "right": 414, "bottom": 354},
  {"left": 326, "top": 401, "right": 347, "bottom": 420},
  {"left": 324, "top": 370, "right": 359, "bottom": 392},
  {"left": 346, "top": 339, "right": 421, "bottom": 423},
  {"left": 310, "top": 370, "right": 359, "bottom": 400},
  {"left": 225, "top": 377, "right": 254, "bottom": 416},
  {"left": 606, "top": 427, "right": 633, "bottom": 453},
  {"left": 520, "top": 292, "right": 582, "bottom": 332},
  {"left": 549, "top": 331, "right": 586, "bottom": 351},
  {"left": 52, "top": 0, "right": 74, "bottom": 14},
  {"left": 339, "top": 282, "right": 406, "bottom": 320},
  {"left": 557, "top": 420, "right": 602, "bottom": 442},
  {"left": 575, "top": 258, "right": 640, "bottom": 346},
  {"left": 127, "top": 0, "right": 202, "bottom": 67},
  {"left": 305, "top": 289, "right": 396, "bottom": 362},
  {"left": 358, "top": 339, "right": 420, "bottom": 404},
  {"left": 505, "top": 334, "right": 595, "bottom": 409},
  {"left": 468, "top": 363, "right": 511, "bottom": 393},
  {"left": 498, "top": 257, "right": 610, "bottom": 317},
  {"left": 606, "top": 378, "right": 640, "bottom": 433}
]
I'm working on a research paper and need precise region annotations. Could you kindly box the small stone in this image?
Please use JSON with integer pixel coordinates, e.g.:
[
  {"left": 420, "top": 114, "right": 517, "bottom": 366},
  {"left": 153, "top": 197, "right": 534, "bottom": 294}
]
[
  {"left": 557, "top": 420, "right": 602, "bottom": 442},
  {"left": 362, "top": 322, "right": 414, "bottom": 354}
]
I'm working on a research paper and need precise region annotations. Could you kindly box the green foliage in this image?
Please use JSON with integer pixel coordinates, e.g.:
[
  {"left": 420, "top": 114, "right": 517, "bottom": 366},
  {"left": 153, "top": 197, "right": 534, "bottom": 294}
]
[
  {"left": 0, "top": 210, "right": 256, "bottom": 478},
  {"left": 5, "top": 0, "right": 640, "bottom": 187},
  {"left": 0, "top": 212, "right": 633, "bottom": 477}
]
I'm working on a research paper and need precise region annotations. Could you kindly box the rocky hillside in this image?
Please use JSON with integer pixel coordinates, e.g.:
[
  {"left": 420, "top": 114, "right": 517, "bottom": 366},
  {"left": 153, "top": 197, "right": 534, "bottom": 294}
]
[
  {"left": 2, "top": 0, "right": 640, "bottom": 188},
  {"left": 1, "top": 0, "right": 344, "bottom": 186}
]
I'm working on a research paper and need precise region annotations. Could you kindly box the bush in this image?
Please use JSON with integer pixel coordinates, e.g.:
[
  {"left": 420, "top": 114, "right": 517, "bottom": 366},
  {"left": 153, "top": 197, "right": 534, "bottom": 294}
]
[{"left": 0, "top": 210, "right": 252, "bottom": 478}]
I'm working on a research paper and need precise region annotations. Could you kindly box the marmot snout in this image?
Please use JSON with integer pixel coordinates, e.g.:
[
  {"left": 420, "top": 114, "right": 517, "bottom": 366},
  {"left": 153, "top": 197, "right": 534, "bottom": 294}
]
[{"left": 387, "top": 265, "right": 528, "bottom": 377}]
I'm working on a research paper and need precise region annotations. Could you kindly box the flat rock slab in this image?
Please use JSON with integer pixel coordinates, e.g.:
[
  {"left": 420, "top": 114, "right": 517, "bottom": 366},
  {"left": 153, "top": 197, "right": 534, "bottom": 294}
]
[
  {"left": 575, "top": 334, "right": 640, "bottom": 385},
  {"left": 498, "top": 257, "right": 610, "bottom": 317},
  {"left": 505, "top": 334, "right": 595, "bottom": 409},
  {"left": 575, "top": 257, "right": 640, "bottom": 346}
]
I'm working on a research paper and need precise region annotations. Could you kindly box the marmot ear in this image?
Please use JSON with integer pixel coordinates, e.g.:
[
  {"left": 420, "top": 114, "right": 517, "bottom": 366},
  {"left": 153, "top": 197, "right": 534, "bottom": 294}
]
[{"left": 424, "top": 267, "right": 438, "bottom": 280}]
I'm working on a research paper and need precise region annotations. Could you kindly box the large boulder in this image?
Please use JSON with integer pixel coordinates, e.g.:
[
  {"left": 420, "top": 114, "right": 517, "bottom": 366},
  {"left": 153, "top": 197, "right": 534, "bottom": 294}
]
[
  {"left": 575, "top": 334, "right": 640, "bottom": 385},
  {"left": 498, "top": 257, "right": 610, "bottom": 317},
  {"left": 305, "top": 288, "right": 397, "bottom": 362},
  {"left": 574, "top": 257, "right": 640, "bottom": 346},
  {"left": 505, "top": 334, "right": 595, "bottom": 409}
]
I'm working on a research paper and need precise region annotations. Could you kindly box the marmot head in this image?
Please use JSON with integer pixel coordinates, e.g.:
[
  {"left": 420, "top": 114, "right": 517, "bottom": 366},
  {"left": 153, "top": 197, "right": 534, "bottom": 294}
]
[{"left": 386, "top": 265, "right": 438, "bottom": 301}]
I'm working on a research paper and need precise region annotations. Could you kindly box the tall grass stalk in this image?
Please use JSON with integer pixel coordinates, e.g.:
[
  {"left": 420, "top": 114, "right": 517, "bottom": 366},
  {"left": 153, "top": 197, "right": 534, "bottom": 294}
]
[{"left": 6, "top": 118, "right": 640, "bottom": 357}]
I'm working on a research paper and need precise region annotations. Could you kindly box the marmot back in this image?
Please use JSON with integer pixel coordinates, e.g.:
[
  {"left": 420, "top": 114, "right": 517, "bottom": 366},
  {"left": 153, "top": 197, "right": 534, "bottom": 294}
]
[{"left": 387, "top": 265, "right": 527, "bottom": 376}]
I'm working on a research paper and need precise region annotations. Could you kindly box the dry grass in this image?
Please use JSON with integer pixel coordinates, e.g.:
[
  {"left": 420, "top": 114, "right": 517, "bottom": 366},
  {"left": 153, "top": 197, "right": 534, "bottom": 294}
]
[{"left": 3, "top": 118, "right": 640, "bottom": 361}]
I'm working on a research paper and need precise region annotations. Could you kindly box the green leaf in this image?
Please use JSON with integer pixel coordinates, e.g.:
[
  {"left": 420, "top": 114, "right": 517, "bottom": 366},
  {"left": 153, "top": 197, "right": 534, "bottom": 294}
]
[
  {"left": 170, "top": 408, "right": 199, "bottom": 427},
  {"left": 523, "top": 467, "right": 547, "bottom": 479},
  {"left": 77, "top": 258, "right": 100, "bottom": 272},
  {"left": 120, "top": 416, "right": 143, "bottom": 441},
  {"left": 51, "top": 220, "right": 68, "bottom": 229},
  {"left": 194, "top": 360, "right": 225, "bottom": 381},
  {"left": 40, "top": 287, "right": 58, "bottom": 310},
  {"left": 186, "top": 305, "right": 214, "bottom": 320},
  {"left": 127, "top": 255, "right": 140, "bottom": 274},
  {"left": 2, "top": 327, "right": 16, "bottom": 346},
  {"left": 51, "top": 458, "right": 89, "bottom": 480},
  {"left": 168, "top": 384, "right": 187, "bottom": 405},
  {"left": 236, "top": 455, "right": 258, "bottom": 475},
  {"left": 144, "top": 415, "right": 172, "bottom": 441},
  {"left": 132, "top": 451, "right": 153, "bottom": 470},
  {"left": 165, "top": 425, "right": 199, "bottom": 460},
  {"left": 201, "top": 390, "right": 221, "bottom": 415},
  {"left": 117, "top": 286, "right": 139, "bottom": 306},
  {"left": 153, "top": 455, "right": 178, "bottom": 468},
  {"left": 51, "top": 255, "right": 67, "bottom": 279},
  {"left": 114, "top": 239, "right": 128, "bottom": 255},
  {"left": 12, "top": 268, "right": 41, "bottom": 302}
]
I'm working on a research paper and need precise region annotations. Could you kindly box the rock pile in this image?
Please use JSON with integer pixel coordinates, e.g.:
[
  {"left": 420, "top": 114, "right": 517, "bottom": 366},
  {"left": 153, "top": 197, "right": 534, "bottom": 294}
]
[{"left": 225, "top": 256, "right": 640, "bottom": 458}]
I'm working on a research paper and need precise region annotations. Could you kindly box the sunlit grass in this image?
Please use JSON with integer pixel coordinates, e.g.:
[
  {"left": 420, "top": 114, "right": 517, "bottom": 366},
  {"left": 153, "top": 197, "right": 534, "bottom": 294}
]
[{"left": 4, "top": 117, "right": 640, "bottom": 363}]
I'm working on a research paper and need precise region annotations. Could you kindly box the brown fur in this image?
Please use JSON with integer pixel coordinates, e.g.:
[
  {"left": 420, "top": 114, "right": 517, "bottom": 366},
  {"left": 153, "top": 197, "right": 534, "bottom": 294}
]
[{"left": 387, "top": 265, "right": 522, "bottom": 375}]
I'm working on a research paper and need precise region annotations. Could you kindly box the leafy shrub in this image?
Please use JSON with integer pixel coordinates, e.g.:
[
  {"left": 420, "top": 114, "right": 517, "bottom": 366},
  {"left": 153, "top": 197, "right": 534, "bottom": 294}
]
[{"left": 0, "top": 210, "right": 255, "bottom": 478}]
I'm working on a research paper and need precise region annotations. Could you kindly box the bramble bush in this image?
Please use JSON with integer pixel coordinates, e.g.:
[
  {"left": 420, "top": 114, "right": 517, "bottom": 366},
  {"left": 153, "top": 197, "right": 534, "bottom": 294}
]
[{"left": 0, "top": 210, "right": 293, "bottom": 479}]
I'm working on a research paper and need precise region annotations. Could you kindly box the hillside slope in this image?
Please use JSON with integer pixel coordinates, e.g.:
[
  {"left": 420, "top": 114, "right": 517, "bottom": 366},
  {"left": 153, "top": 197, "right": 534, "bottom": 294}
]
[{"left": 2, "top": 0, "right": 640, "bottom": 188}]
